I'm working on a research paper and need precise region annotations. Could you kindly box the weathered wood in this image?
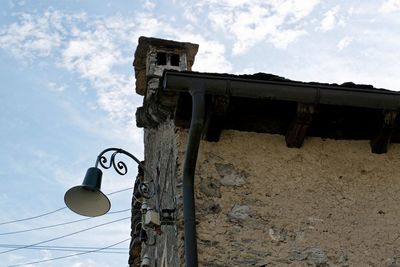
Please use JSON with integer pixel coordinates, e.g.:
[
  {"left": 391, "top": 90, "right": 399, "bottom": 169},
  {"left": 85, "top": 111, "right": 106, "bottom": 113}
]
[
  {"left": 172, "top": 94, "right": 400, "bottom": 152},
  {"left": 136, "top": 92, "right": 176, "bottom": 128},
  {"left": 174, "top": 93, "right": 192, "bottom": 128},
  {"left": 203, "top": 95, "right": 230, "bottom": 142},
  {"left": 285, "top": 103, "right": 316, "bottom": 148},
  {"left": 370, "top": 110, "right": 398, "bottom": 154}
]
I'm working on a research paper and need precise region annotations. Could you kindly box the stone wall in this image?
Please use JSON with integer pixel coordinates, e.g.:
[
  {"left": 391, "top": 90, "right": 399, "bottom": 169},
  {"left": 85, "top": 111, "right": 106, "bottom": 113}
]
[
  {"left": 142, "top": 120, "right": 400, "bottom": 266},
  {"left": 174, "top": 130, "right": 400, "bottom": 266}
]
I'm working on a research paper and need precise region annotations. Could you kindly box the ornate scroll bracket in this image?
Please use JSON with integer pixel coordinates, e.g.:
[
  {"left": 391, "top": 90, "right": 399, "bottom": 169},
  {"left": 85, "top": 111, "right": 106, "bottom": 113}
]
[{"left": 94, "top": 148, "right": 154, "bottom": 199}]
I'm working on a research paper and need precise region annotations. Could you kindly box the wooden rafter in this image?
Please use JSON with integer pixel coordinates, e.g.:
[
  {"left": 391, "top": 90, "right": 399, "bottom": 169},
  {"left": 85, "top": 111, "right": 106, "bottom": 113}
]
[
  {"left": 203, "top": 95, "right": 230, "bottom": 142},
  {"left": 285, "top": 103, "right": 316, "bottom": 148},
  {"left": 370, "top": 110, "right": 398, "bottom": 154}
]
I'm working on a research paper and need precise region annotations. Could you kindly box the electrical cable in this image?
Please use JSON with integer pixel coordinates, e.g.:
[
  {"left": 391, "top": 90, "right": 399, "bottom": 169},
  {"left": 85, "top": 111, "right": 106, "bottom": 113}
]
[
  {"left": 6, "top": 238, "right": 131, "bottom": 267},
  {"left": 0, "top": 216, "right": 130, "bottom": 255},
  {"left": 0, "top": 244, "right": 127, "bottom": 254},
  {"left": 0, "top": 244, "right": 126, "bottom": 250},
  {"left": 0, "top": 207, "right": 67, "bottom": 226},
  {"left": 0, "top": 186, "right": 133, "bottom": 226},
  {"left": 0, "top": 208, "right": 130, "bottom": 236},
  {"left": 106, "top": 187, "right": 134, "bottom": 196}
]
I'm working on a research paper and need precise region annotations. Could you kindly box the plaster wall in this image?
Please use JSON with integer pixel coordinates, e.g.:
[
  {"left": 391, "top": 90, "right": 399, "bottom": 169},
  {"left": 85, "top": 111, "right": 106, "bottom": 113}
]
[{"left": 175, "top": 130, "right": 400, "bottom": 267}]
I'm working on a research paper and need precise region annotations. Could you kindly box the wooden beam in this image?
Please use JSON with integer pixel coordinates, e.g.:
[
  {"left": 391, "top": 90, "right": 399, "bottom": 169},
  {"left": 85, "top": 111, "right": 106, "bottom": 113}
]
[
  {"left": 285, "top": 103, "right": 316, "bottom": 148},
  {"left": 174, "top": 92, "right": 192, "bottom": 128},
  {"left": 203, "top": 95, "right": 230, "bottom": 142},
  {"left": 370, "top": 110, "right": 398, "bottom": 154}
]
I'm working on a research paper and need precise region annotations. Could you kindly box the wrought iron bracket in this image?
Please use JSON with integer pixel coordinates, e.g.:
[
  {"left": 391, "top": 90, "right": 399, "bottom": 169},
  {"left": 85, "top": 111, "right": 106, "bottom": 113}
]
[{"left": 94, "top": 148, "right": 154, "bottom": 199}]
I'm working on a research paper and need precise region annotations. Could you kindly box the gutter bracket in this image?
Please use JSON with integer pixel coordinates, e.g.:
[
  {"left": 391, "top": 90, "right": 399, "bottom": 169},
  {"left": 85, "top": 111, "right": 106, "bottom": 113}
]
[
  {"left": 174, "top": 92, "right": 192, "bottom": 128},
  {"left": 285, "top": 103, "right": 316, "bottom": 148},
  {"left": 203, "top": 95, "right": 230, "bottom": 142},
  {"left": 370, "top": 110, "right": 398, "bottom": 154}
]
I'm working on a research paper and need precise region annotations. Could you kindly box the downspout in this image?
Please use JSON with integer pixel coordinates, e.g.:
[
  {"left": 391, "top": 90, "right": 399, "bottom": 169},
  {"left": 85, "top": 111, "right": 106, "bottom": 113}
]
[{"left": 182, "top": 81, "right": 205, "bottom": 267}]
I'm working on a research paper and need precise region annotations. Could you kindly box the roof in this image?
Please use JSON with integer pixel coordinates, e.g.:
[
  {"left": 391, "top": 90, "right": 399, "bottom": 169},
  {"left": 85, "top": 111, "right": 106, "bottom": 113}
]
[
  {"left": 163, "top": 70, "right": 400, "bottom": 109},
  {"left": 132, "top": 37, "right": 400, "bottom": 154},
  {"left": 160, "top": 70, "right": 400, "bottom": 154}
]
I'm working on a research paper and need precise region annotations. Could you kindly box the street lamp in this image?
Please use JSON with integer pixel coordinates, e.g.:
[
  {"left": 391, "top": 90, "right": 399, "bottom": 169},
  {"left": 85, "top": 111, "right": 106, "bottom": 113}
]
[{"left": 64, "top": 148, "right": 146, "bottom": 217}]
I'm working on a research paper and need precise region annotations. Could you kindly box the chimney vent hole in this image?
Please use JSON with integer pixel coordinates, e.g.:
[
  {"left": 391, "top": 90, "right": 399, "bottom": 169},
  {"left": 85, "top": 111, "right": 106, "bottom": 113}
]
[
  {"left": 156, "top": 52, "right": 167, "bottom": 65},
  {"left": 170, "top": 54, "right": 180, "bottom": 66}
]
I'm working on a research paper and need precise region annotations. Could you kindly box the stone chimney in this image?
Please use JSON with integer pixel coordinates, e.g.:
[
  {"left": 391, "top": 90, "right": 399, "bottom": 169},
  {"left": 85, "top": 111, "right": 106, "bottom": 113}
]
[
  {"left": 133, "top": 36, "right": 198, "bottom": 96},
  {"left": 134, "top": 37, "right": 198, "bottom": 128},
  {"left": 131, "top": 37, "right": 199, "bottom": 267}
]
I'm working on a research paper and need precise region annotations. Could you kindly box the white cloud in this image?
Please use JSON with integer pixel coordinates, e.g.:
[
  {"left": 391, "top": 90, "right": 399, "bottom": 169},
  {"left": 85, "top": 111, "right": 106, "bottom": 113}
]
[
  {"left": 269, "top": 29, "right": 307, "bottom": 49},
  {"left": 0, "top": 10, "right": 137, "bottom": 130},
  {"left": 186, "top": 0, "right": 320, "bottom": 54},
  {"left": 142, "top": 0, "right": 156, "bottom": 10},
  {"left": 9, "top": 249, "right": 115, "bottom": 267},
  {"left": 337, "top": 36, "right": 353, "bottom": 51},
  {"left": 8, "top": 0, "right": 25, "bottom": 8},
  {"left": 48, "top": 82, "right": 66, "bottom": 92},
  {"left": 70, "top": 259, "right": 104, "bottom": 267},
  {"left": 40, "top": 249, "right": 52, "bottom": 261},
  {"left": 380, "top": 0, "right": 400, "bottom": 13},
  {"left": 60, "top": 20, "right": 136, "bottom": 124},
  {"left": 319, "top": 5, "right": 340, "bottom": 32},
  {"left": 0, "top": 10, "right": 86, "bottom": 61},
  {"left": 172, "top": 32, "right": 232, "bottom": 73},
  {"left": 0, "top": 8, "right": 233, "bottom": 147}
]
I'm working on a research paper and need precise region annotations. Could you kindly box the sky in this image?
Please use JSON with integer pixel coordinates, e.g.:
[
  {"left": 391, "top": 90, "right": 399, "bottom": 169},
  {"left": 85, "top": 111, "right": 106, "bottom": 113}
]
[{"left": 1, "top": 0, "right": 400, "bottom": 266}]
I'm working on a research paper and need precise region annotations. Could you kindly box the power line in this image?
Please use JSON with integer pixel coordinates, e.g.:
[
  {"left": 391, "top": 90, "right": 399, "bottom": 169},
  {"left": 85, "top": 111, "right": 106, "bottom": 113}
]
[
  {"left": 0, "top": 208, "right": 130, "bottom": 236},
  {"left": 108, "top": 208, "right": 131, "bottom": 215},
  {"left": 106, "top": 187, "right": 134, "bottom": 195},
  {"left": 0, "top": 207, "right": 67, "bottom": 226},
  {"left": 0, "top": 244, "right": 127, "bottom": 254},
  {"left": 0, "top": 186, "right": 133, "bottom": 225},
  {"left": 0, "top": 244, "right": 125, "bottom": 250},
  {"left": 0, "top": 244, "right": 126, "bottom": 250},
  {"left": 6, "top": 238, "right": 131, "bottom": 267},
  {"left": 0, "top": 216, "right": 130, "bottom": 255}
]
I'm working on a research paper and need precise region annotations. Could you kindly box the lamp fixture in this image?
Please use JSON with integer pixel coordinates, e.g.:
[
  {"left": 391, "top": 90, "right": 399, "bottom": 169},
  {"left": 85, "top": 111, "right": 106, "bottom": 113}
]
[{"left": 64, "top": 148, "right": 147, "bottom": 217}]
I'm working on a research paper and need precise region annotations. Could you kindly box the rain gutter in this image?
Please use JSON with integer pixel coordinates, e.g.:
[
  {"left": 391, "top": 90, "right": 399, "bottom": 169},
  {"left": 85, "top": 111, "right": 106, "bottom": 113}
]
[{"left": 163, "top": 71, "right": 400, "bottom": 110}]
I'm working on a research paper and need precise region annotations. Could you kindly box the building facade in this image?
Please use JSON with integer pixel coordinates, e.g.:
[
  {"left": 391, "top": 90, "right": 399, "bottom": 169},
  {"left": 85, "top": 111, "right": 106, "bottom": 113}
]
[{"left": 131, "top": 37, "right": 400, "bottom": 267}]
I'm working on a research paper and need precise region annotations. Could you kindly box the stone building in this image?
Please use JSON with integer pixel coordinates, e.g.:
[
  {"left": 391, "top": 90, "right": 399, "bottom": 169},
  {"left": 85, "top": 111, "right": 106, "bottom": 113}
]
[{"left": 130, "top": 36, "right": 400, "bottom": 267}]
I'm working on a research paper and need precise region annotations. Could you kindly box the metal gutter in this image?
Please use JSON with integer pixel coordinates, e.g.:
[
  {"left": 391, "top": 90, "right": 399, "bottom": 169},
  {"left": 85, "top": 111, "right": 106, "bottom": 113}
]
[{"left": 163, "top": 71, "right": 400, "bottom": 110}]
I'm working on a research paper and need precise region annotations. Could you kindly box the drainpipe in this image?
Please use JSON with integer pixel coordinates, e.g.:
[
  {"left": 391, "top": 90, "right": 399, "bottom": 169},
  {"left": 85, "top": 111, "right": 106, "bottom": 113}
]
[{"left": 182, "top": 81, "right": 205, "bottom": 267}]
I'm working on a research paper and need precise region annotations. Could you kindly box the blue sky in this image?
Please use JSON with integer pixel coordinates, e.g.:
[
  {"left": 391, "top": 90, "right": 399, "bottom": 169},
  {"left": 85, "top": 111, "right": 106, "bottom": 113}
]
[{"left": 1, "top": 0, "right": 400, "bottom": 266}]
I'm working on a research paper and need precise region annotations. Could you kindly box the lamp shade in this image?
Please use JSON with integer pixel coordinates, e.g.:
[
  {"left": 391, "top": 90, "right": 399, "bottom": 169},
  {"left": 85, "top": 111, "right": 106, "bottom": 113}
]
[{"left": 64, "top": 167, "right": 111, "bottom": 217}]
